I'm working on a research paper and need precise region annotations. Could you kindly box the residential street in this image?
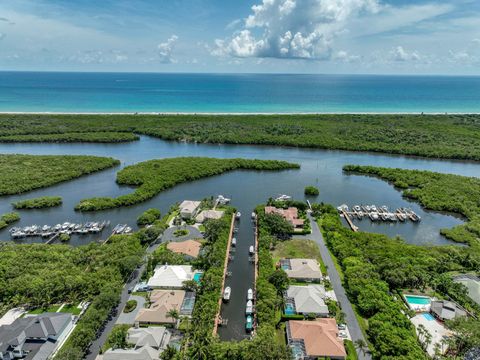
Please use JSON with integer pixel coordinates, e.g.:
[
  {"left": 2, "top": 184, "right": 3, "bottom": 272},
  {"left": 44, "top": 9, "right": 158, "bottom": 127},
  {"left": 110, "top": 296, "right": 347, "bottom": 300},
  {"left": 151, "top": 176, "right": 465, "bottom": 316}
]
[
  {"left": 85, "top": 239, "right": 162, "bottom": 360},
  {"left": 307, "top": 213, "right": 372, "bottom": 360}
]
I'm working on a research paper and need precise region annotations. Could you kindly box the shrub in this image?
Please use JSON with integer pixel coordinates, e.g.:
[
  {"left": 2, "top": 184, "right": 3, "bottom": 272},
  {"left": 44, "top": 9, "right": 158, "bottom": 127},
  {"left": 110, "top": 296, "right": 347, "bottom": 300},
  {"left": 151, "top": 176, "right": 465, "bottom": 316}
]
[
  {"left": 137, "top": 208, "right": 161, "bottom": 226},
  {"left": 124, "top": 300, "right": 137, "bottom": 313},
  {"left": 304, "top": 186, "right": 319, "bottom": 196},
  {"left": 13, "top": 196, "right": 62, "bottom": 209}
]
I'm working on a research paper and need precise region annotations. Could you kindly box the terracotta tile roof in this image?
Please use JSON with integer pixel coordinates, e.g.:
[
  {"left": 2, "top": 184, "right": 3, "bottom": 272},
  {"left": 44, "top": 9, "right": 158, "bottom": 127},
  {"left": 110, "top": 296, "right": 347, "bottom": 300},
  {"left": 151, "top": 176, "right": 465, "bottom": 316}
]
[
  {"left": 265, "top": 206, "right": 305, "bottom": 227},
  {"left": 288, "top": 319, "right": 346, "bottom": 358},
  {"left": 135, "top": 290, "right": 185, "bottom": 324},
  {"left": 167, "top": 240, "right": 202, "bottom": 258}
]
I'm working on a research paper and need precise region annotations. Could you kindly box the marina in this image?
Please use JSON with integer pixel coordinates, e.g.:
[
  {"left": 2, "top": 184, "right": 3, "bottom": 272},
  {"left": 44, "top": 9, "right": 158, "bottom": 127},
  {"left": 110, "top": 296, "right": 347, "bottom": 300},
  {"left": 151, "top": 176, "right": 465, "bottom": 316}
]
[{"left": 8, "top": 221, "right": 132, "bottom": 241}]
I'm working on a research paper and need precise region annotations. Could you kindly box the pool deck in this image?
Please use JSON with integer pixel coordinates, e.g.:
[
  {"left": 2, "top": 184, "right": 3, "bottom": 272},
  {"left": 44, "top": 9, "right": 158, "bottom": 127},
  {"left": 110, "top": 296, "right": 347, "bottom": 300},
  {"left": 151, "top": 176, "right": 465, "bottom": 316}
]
[{"left": 411, "top": 313, "right": 451, "bottom": 357}]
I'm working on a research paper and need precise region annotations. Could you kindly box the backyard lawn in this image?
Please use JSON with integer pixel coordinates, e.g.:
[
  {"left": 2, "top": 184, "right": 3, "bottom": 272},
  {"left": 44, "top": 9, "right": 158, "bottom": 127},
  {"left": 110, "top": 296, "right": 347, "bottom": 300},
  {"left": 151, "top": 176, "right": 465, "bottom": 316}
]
[{"left": 271, "top": 239, "right": 327, "bottom": 273}]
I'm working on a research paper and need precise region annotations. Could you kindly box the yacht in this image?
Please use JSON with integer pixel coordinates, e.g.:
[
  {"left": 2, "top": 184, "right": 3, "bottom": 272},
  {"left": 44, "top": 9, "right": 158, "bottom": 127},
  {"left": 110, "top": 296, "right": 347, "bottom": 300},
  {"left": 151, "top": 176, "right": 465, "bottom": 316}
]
[
  {"left": 235, "top": 212, "right": 241, "bottom": 219},
  {"left": 53, "top": 224, "right": 61, "bottom": 231},
  {"left": 61, "top": 222, "right": 70, "bottom": 230},
  {"left": 124, "top": 226, "right": 132, "bottom": 233},
  {"left": 249, "top": 245, "right": 254, "bottom": 255},
  {"left": 245, "top": 300, "right": 253, "bottom": 314},
  {"left": 245, "top": 315, "right": 253, "bottom": 332},
  {"left": 275, "top": 194, "right": 291, "bottom": 201},
  {"left": 42, "top": 225, "right": 51, "bottom": 232},
  {"left": 247, "top": 288, "right": 253, "bottom": 301},
  {"left": 231, "top": 238, "right": 236, "bottom": 247},
  {"left": 217, "top": 195, "right": 231, "bottom": 205},
  {"left": 251, "top": 212, "right": 256, "bottom": 219},
  {"left": 223, "top": 286, "right": 231, "bottom": 301}
]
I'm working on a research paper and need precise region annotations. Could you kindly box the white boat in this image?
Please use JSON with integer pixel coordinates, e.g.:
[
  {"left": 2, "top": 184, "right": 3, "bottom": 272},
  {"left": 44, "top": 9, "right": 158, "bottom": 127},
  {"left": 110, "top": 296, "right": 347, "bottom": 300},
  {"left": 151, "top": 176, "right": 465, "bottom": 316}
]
[
  {"left": 124, "top": 227, "right": 132, "bottom": 233},
  {"left": 11, "top": 231, "right": 26, "bottom": 239},
  {"left": 232, "top": 238, "right": 236, "bottom": 247},
  {"left": 223, "top": 286, "right": 231, "bottom": 301},
  {"left": 247, "top": 288, "right": 253, "bottom": 301},
  {"left": 246, "top": 300, "right": 253, "bottom": 314},
  {"left": 217, "top": 195, "right": 231, "bottom": 205},
  {"left": 61, "top": 222, "right": 70, "bottom": 230},
  {"left": 54, "top": 224, "right": 61, "bottom": 231},
  {"left": 74, "top": 224, "right": 82, "bottom": 230},
  {"left": 249, "top": 245, "right": 254, "bottom": 255},
  {"left": 354, "top": 205, "right": 361, "bottom": 212},
  {"left": 42, "top": 225, "right": 50, "bottom": 232},
  {"left": 251, "top": 212, "right": 256, "bottom": 219},
  {"left": 236, "top": 212, "right": 241, "bottom": 219},
  {"left": 275, "top": 194, "right": 291, "bottom": 201}
]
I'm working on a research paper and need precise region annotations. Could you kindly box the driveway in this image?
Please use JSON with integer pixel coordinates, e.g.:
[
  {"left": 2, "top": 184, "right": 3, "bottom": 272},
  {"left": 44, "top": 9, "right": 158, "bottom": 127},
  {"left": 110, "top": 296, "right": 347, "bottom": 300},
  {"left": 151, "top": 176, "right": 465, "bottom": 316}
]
[
  {"left": 161, "top": 225, "right": 203, "bottom": 242},
  {"left": 116, "top": 295, "right": 146, "bottom": 325},
  {"left": 307, "top": 213, "right": 372, "bottom": 360}
]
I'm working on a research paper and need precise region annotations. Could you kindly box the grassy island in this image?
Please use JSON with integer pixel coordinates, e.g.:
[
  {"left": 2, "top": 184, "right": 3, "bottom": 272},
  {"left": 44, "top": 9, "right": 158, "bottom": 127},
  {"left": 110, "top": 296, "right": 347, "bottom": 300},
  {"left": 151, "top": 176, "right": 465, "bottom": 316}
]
[
  {"left": 1, "top": 114, "right": 480, "bottom": 160},
  {"left": 13, "top": 196, "right": 63, "bottom": 209},
  {"left": 0, "top": 212, "right": 20, "bottom": 230},
  {"left": 343, "top": 164, "right": 480, "bottom": 249},
  {"left": 0, "top": 154, "right": 120, "bottom": 196},
  {"left": 75, "top": 157, "right": 299, "bottom": 211}
]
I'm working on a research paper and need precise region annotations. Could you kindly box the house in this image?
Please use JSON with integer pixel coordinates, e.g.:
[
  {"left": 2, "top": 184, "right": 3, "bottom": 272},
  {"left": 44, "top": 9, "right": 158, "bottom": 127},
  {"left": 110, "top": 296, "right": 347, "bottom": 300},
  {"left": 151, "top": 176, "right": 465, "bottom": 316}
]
[
  {"left": 453, "top": 274, "right": 480, "bottom": 306},
  {"left": 103, "top": 327, "right": 172, "bottom": 360},
  {"left": 285, "top": 285, "right": 329, "bottom": 317},
  {"left": 0, "top": 312, "right": 73, "bottom": 360},
  {"left": 286, "top": 319, "right": 346, "bottom": 360},
  {"left": 281, "top": 259, "right": 322, "bottom": 282},
  {"left": 265, "top": 206, "right": 305, "bottom": 229},
  {"left": 179, "top": 201, "right": 201, "bottom": 220},
  {"left": 167, "top": 240, "right": 202, "bottom": 259},
  {"left": 135, "top": 290, "right": 195, "bottom": 325},
  {"left": 147, "top": 265, "right": 200, "bottom": 289},
  {"left": 195, "top": 209, "right": 224, "bottom": 223},
  {"left": 430, "top": 300, "right": 467, "bottom": 321}
]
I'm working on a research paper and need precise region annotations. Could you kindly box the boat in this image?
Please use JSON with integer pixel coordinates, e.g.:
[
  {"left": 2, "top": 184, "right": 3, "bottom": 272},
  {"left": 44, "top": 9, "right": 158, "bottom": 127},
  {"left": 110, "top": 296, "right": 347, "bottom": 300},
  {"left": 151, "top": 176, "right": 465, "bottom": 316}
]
[
  {"left": 74, "top": 224, "right": 82, "bottom": 230},
  {"left": 11, "top": 231, "right": 26, "bottom": 239},
  {"left": 247, "top": 288, "right": 253, "bottom": 301},
  {"left": 53, "top": 224, "right": 61, "bottom": 231},
  {"left": 42, "top": 225, "right": 50, "bottom": 232},
  {"left": 354, "top": 205, "right": 361, "bottom": 212},
  {"left": 223, "top": 286, "right": 231, "bottom": 301},
  {"left": 251, "top": 212, "right": 256, "bottom": 219},
  {"left": 235, "top": 212, "right": 241, "bottom": 219},
  {"left": 275, "top": 194, "right": 291, "bottom": 201},
  {"left": 246, "top": 300, "right": 253, "bottom": 314},
  {"left": 61, "top": 222, "right": 70, "bottom": 230},
  {"left": 245, "top": 315, "right": 253, "bottom": 332},
  {"left": 217, "top": 195, "right": 231, "bottom": 205},
  {"left": 232, "top": 238, "right": 236, "bottom": 247},
  {"left": 249, "top": 245, "right": 254, "bottom": 254},
  {"left": 124, "top": 226, "right": 132, "bottom": 233}
]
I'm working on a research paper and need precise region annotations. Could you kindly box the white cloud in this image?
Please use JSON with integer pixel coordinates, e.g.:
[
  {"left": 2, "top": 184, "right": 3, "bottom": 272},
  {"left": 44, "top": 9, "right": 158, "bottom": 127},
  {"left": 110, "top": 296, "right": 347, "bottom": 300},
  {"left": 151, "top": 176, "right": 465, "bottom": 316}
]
[
  {"left": 213, "top": 0, "right": 380, "bottom": 60},
  {"left": 157, "top": 35, "right": 178, "bottom": 63},
  {"left": 333, "top": 50, "right": 361, "bottom": 63},
  {"left": 390, "top": 46, "right": 420, "bottom": 62}
]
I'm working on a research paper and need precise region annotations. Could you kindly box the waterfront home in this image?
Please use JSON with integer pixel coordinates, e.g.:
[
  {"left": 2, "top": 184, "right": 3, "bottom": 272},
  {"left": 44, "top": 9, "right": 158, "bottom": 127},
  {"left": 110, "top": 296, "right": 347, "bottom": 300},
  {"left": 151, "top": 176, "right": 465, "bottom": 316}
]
[
  {"left": 135, "top": 290, "right": 195, "bottom": 326},
  {"left": 284, "top": 285, "right": 329, "bottom": 317},
  {"left": 167, "top": 240, "right": 202, "bottom": 259},
  {"left": 195, "top": 209, "right": 224, "bottom": 223},
  {"left": 430, "top": 300, "right": 467, "bottom": 321},
  {"left": 179, "top": 200, "right": 201, "bottom": 220},
  {"left": 0, "top": 312, "right": 73, "bottom": 360},
  {"left": 147, "top": 265, "right": 200, "bottom": 289},
  {"left": 453, "top": 274, "right": 480, "bottom": 306},
  {"left": 286, "top": 319, "right": 346, "bottom": 360},
  {"left": 103, "top": 326, "right": 172, "bottom": 360},
  {"left": 265, "top": 206, "right": 304, "bottom": 229},
  {"left": 280, "top": 259, "right": 322, "bottom": 282}
]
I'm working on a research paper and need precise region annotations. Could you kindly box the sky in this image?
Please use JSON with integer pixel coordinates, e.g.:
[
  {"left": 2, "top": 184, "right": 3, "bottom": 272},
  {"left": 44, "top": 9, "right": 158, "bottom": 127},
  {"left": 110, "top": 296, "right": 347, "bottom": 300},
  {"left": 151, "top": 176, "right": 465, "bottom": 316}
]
[{"left": 0, "top": 0, "right": 479, "bottom": 75}]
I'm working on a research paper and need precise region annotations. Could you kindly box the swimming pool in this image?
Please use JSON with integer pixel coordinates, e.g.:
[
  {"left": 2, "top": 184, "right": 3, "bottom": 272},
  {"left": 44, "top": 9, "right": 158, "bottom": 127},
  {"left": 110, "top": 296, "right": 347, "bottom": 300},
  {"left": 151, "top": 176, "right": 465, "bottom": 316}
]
[
  {"left": 193, "top": 272, "right": 203, "bottom": 283},
  {"left": 405, "top": 295, "right": 431, "bottom": 305},
  {"left": 285, "top": 303, "right": 295, "bottom": 315},
  {"left": 423, "top": 313, "right": 435, "bottom": 321}
]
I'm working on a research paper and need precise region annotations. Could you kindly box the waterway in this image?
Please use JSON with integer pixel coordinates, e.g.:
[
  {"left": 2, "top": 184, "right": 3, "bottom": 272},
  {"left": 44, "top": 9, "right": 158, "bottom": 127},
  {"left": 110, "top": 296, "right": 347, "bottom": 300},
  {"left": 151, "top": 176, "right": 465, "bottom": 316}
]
[
  {"left": 218, "top": 214, "right": 255, "bottom": 341},
  {"left": 0, "top": 135, "right": 477, "bottom": 246}
]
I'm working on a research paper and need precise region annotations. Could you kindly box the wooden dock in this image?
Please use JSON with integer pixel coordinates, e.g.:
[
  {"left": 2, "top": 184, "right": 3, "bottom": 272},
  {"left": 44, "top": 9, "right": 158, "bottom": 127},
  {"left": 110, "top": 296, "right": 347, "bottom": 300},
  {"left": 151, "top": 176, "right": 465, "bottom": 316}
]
[
  {"left": 212, "top": 213, "right": 235, "bottom": 336},
  {"left": 341, "top": 210, "right": 359, "bottom": 232}
]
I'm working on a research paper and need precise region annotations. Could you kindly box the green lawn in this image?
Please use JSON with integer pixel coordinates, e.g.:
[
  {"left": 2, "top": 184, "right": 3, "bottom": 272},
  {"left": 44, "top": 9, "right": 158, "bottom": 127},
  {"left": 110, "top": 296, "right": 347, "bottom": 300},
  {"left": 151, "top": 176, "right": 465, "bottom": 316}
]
[
  {"left": 271, "top": 239, "right": 327, "bottom": 274},
  {"left": 59, "top": 304, "right": 82, "bottom": 315},
  {"left": 28, "top": 304, "right": 61, "bottom": 314},
  {"left": 275, "top": 323, "right": 287, "bottom": 347}
]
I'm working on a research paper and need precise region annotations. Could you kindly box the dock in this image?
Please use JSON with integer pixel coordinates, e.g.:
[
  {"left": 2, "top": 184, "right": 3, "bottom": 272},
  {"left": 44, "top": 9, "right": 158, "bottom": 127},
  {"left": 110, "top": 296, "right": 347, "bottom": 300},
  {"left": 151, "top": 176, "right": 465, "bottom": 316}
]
[
  {"left": 337, "top": 204, "right": 421, "bottom": 225},
  {"left": 341, "top": 210, "right": 359, "bottom": 232}
]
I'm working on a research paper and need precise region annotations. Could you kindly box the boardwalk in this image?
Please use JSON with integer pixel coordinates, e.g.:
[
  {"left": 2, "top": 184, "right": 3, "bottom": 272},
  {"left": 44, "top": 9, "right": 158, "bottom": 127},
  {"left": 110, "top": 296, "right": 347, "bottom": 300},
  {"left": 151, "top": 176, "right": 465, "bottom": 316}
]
[{"left": 306, "top": 213, "right": 371, "bottom": 360}]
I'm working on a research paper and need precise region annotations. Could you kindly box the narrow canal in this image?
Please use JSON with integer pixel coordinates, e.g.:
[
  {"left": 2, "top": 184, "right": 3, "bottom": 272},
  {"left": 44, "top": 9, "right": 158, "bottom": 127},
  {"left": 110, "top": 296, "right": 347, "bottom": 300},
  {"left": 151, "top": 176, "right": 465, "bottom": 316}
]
[{"left": 218, "top": 206, "right": 255, "bottom": 341}]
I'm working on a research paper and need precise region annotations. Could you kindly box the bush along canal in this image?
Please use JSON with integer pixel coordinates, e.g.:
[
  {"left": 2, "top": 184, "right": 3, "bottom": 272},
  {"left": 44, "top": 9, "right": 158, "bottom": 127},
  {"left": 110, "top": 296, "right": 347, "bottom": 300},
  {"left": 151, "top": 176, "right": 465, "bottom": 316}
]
[{"left": 218, "top": 207, "right": 256, "bottom": 341}]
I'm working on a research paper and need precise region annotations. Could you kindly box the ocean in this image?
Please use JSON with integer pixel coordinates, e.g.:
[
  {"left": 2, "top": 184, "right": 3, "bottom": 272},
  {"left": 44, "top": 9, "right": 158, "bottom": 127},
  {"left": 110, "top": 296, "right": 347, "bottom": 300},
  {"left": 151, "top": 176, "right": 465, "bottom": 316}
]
[{"left": 0, "top": 71, "right": 479, "bottom": 113}]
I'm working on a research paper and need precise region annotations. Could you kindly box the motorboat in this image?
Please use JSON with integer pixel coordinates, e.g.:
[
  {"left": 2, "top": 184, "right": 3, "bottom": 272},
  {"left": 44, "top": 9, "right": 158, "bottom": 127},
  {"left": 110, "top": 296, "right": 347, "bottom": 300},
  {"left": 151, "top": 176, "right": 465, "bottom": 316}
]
[
  {"left": 11, "top": 231, "right": 26, "bottom": 239},
  {"left": 231, "top": 238, "right": 236, "bottom": 247},
  {"left": 245, "top": 315, "right": 253, "bottom": 332},
  {"left": 42, "top": 225, "right": 51, "bottom": 232},
  {"left": 217, "top": 195, "right": 231, "bottom": 205},
  {"left": 275, "top": 194, "right": 291, "bottom": 201},
  {"left": 223, "top": 286, "right": 231, "bottom": 301},
  {"left": 251, "top": 212, "right": 256, "bottom": 219},
  {"left": 54, "top": 224, "right": 61, "bottom": 231},
  {"left": 247, "top": 288, "right": 253, "bottom": 301},
  {"left": 61, "top": 222, "right": 70, "bottom": 230},
  {"left": 245, "top": 300, "right": 253, "bottom": 314},
  {"left": 235, "top": 212, "right": 241, "bottom": 219},
  {"left": 354, "top": 205, "right": 361, "bottom": 212},
  {"left": 249, "top": 245, "right": 254, "bottom": 255},
  {"left": 124, "top": 227, "right": 132, "bottom": 233}
]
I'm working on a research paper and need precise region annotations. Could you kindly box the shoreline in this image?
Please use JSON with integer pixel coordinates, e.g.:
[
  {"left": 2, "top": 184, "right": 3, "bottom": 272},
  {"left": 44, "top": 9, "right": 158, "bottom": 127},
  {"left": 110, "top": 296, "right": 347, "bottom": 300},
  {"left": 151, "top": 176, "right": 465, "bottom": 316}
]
[{"left": 1, "top": 111, "right": 480, "bottom": 115}]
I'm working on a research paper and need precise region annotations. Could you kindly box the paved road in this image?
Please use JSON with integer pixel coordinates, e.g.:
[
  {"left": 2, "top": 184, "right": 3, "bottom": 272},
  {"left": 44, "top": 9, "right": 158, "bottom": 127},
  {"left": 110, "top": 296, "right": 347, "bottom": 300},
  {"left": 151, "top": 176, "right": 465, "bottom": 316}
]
[
  {"left": 161, "top": 225, "right": 203, "bottom": 242},
  {"left": 85, "top": 239, "right": 162, "bottom": 360},
  {"left": 307, "top": 213, "right": 371, "bottom": 360},
  {"left": 116, "top": 295, "right": 146, "bottom": 325}
]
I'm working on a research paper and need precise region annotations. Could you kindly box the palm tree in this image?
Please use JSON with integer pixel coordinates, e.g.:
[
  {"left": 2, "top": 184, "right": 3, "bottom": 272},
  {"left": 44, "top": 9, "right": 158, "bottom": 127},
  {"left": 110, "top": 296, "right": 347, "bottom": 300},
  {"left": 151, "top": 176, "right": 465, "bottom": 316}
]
[
  {"left": 354, "top": 339, "right": 368, "bottom": 356},
  {"left": 167, "top": 308, "right": 180, "bottom": 328}
]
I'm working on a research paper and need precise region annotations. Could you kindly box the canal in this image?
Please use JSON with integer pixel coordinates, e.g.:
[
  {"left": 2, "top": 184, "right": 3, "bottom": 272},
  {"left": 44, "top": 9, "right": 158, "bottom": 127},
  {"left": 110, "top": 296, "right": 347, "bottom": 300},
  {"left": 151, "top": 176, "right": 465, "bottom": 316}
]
[
  {"left": 218, "top": 209, "right": 256, "bottom": 341},
  {"left": 0, "top": 135, "right": 476, "bottom": 246}
]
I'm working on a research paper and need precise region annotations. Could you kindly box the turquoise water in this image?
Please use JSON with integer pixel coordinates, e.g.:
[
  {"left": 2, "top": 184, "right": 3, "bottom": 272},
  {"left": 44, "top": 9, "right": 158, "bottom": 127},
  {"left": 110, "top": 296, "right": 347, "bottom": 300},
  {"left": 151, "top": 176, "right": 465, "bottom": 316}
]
[
  {"left": 285, "top": 303, "right": 296, "bottom": 315},
  {"left": 193, "top": 272, "right": 203, "bottom": 283},
  {"left": 423, "top": 313, "right": 435, "bottom": 321},
  {"left": 405, "top": 295, "right": 431, "bottom": 305},
  {"left": 0, "top": 72, "right": 479, "bottom": 113}
]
